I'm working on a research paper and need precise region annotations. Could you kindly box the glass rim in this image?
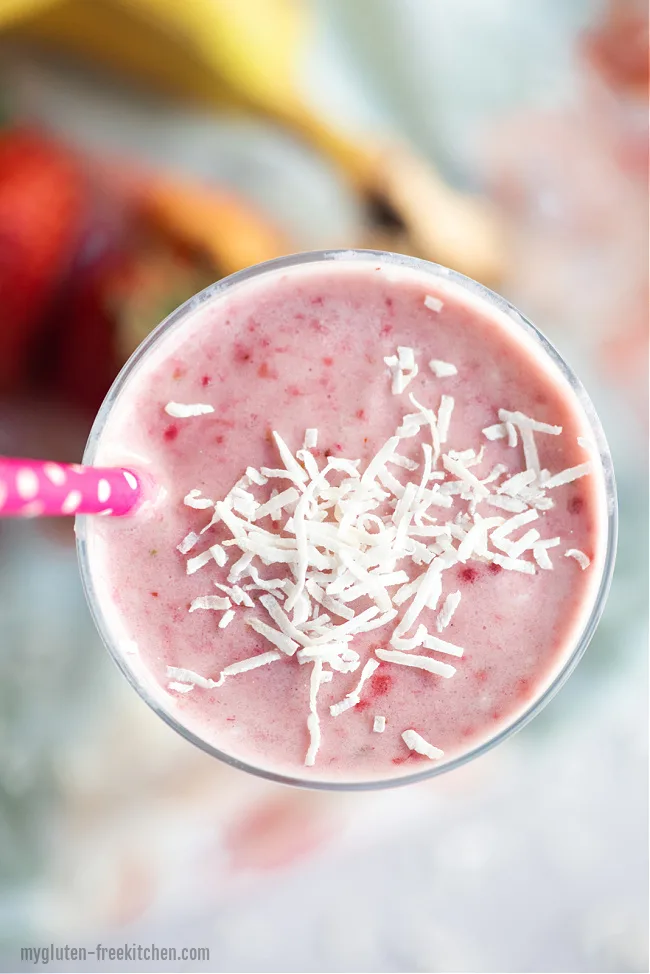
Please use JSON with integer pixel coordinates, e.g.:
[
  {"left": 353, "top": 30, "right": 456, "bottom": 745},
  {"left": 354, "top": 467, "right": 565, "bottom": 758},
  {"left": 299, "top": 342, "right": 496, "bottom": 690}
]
[{"left": 76, "top": 248, "right": 618, "bottom": 792}]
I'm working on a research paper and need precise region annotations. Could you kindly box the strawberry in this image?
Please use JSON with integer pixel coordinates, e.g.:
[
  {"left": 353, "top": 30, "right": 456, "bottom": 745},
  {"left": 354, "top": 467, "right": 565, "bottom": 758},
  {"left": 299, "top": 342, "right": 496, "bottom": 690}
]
[{"left": 0, "top": 128, "right": 84, "bottom": 391}]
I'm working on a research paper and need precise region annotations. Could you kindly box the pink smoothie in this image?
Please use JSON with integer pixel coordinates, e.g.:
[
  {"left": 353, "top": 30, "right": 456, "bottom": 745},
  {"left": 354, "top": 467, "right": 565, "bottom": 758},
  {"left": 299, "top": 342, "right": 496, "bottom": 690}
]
[{"left": 85, "top": 255, "right": 608, "bottom": 784}]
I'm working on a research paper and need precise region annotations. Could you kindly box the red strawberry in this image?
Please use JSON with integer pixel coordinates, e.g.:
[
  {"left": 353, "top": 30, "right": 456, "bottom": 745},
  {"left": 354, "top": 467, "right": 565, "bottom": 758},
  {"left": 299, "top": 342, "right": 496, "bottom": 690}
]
[{"left": 0, "top": 128, "right": 84, "bottom": 391}]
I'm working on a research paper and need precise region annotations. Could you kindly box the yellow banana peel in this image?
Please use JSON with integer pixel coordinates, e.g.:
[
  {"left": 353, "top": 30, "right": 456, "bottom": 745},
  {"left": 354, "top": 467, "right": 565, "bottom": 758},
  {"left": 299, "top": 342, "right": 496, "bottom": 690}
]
[
  {"left": 3, "top": 0, "right": 386, "bottom": 186},
  {"left": 3, "top": 0, "right": 505, "bottom": 283},
  {"left": 0, "top": 0, "right": 59, "bottom": 28}
]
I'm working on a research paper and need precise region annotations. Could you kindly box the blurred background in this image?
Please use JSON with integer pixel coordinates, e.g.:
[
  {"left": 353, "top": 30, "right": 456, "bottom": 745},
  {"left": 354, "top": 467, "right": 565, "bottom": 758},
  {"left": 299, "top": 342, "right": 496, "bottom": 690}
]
[{"left": 0, "top": 1, "right": 647, "bottom": 972}]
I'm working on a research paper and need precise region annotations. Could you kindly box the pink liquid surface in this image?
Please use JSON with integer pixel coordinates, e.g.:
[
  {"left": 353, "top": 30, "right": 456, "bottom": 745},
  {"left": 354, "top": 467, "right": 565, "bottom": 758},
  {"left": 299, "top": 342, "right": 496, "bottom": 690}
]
[{"left": 87, "top": 257, "right": 606, "bottom": 783}]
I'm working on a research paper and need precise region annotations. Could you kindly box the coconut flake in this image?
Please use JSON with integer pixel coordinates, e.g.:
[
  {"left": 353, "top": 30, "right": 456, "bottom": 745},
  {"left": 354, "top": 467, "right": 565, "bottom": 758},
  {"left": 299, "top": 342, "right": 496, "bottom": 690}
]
[
  {"left": 499, "top": 409, "right": 563, "bottom": 436},
  {"left": 306, "top": 579, "right": 355, "bottom": 620},
  {"left": 168, "top": 681, "right": 194, "bottom": 693},
  {"left": 482, "top": 463, "right": 509, "bottom": 485},
  {"left": 457, "top": 522, "right": 484, "bottom": 562},
  {"left": 408, "top": 393, "right": 441, "bottom": 465},
  {"left": 375, "top": 648, "right": 456, "bottom": 679},
  {"left": 429, "top": 359, "right": 457, "bottom": 378},
  {"left": 177, "top": 531, "right": 200, "bottom": 554},
  {"left": 436, "top": 591, "right": 461, "bottom": 631},
  {"left": 360, "top": 435, "right": 401, "bottom": 487},
  {"left": 565, "top": 548, "right": 591, "bottom": 570},
  {"left": 226, "top": 584, "right": 255, "bottom": 607},
  {"left": 484, "top": 494, "right": 528, "bottom": 513},
  {"left": 506, "top": 528, "right": 541, "bottom": 560},
  {"left": 398, "top": 346, "right": 416, "bottom": 371},
  {"left": 166, "top": 666, "right": 221, "bottom": 689},
  {"left": 246, "top": 466, "right": 268, "bottom": 486},
  {"left": 384, "top": 347, "right": 418, "bottom": 395},
  {"left": 304, "top": 428, "right": 318, "bottom": 449},
  {"left": 388, "top": 452, "right": 420, "bottom": 472},
  {"left": 165, "top": 402, "right": 214, "bottom": 418},
  {"left": 442, "top": 455, "right": 489, "bottom": 498},
  {"left": 373, "top": 715, "right": 386, "bottom": 733},
  {"left": 422, "top": 632, "right": 464, "bottom": 657},
  {"left": 498, "top": 470, "right": 537, "bottom": 496},
  {"left": 246, "top": 617, "right": 299, "bottom": 656},
  {"left": 390, "top": 623, "right": 428, "bottom": 651},
  {"left": 491, "top": 554, "right": 536, "bottom": 574},
  {"left": 533, "top": 546, "right": 554, "bottom": 570},
  {"left": 448, "top": 448, "right": 477, "bottom": 464},
  {"left": 189, "top": 595, "right": 232, "bottom": 612},
  {"left": 401, "top": 729, "right": 444, "bottom": 760},
  {"left": 184, "top": 489, "right": 214, "bottom": 510},
  {"left": 542, "top": 462, "right": 593, "bottom": 489},
  {"left": 216, "top": 652, "right": 282, "bottom": 686},
  {"left": 296, "top": 449, "right": 320, "bottom": 480},
  {"left": 490, "top": 508, "right": 539, "bottom": 543},
  {"left": 506, "top": 422, "right": 518, "bottom": 449},
  {"left": 271, "top": 431, "right": 308, "bottom": 484},
  {"left": 219, "top": 609, "right": 236, "bottom": 629},
  {"left": 305, "top": 659, "right": 324, "bottom": 766},
  {"left": 395, "top": 562, "right": 443, "bottom": 636},
  {"left": 252, "top": 487, "right": 300, "bottom": 521},
  {"left": 483, "top": 423, "right": 507, "bottom": 441},
  {"left": 210, "top": 544, "right": 228, "bottom": 566},
  {"left": 187, "top": 546, "right": 226, "bottom": 574},
  {"left": 292, "top": 591, "right": 311, "bottom": 627},
  {"left": 424, "top": 295, "right": 444, "bottom": 313},
  {"left": 228, "top": 552, "right": 254, "bottom": 582},
  {"left": 329, "top": 658, "right": 380, "bottom": 716}
]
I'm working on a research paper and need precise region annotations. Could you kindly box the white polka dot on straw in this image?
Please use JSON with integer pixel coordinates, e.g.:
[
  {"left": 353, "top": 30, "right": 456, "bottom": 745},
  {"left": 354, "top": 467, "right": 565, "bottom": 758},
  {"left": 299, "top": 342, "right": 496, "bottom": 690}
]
[
  {"left": 0, "top": 481, "right": 6, "bottom": 510},
  {"left": 43, "top": 462, "right": 66, "bottom": 486},
  {"left": 97, "top": 479, "right": 111, "bottom": 503},
  {"left": 61, "top": 490, "right": 82, "bottom": 514},
  {"left": 123, "top": 471, "right": 138, "bottom": 490},
  {"left": 16, "top": 468, "right": 39, "bottom": 500},
  {"left": 97, "top": 509, "right": 113, "bottom": 516}
]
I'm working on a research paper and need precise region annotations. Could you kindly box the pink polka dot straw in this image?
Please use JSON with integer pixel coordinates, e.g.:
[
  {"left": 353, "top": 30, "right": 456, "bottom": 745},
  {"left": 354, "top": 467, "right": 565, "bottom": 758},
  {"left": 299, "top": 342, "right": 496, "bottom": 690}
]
[{"left": 0, "top": 458, "right": 144, "bottom": 518}]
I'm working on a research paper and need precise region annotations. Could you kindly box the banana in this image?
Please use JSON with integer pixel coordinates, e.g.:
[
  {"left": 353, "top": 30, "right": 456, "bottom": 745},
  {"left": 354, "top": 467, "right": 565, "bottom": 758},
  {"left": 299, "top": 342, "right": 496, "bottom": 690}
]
[
  {"left": 0, "top": 0, "right": 58, "bottom": 29},
  {"left": 3, "top": 0, "right": 505, "bottom": 282}
]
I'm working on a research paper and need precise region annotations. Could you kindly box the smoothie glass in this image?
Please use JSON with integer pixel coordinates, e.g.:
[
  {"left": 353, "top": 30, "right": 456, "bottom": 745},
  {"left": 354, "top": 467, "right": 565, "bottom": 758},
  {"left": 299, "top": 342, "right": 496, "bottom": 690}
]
[{"left": 76, "top": 250, "right": 617, "bottom": 790}]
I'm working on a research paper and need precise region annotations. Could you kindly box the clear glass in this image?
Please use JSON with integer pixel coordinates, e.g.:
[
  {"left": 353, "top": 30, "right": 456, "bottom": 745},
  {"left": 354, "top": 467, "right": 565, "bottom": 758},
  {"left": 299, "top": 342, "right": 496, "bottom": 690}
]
[{"left": 76, "top": 250, "right": 617, "bottom": 791}]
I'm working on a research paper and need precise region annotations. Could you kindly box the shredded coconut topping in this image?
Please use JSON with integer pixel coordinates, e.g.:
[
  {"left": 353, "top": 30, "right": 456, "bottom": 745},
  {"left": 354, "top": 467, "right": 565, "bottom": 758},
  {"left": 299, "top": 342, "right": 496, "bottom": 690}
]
[
  {"left": 169, "top": 344, "right": 594, "bottom": 766},
  {"left": 177, "top": 531, "right": 200, "bottom": 554},
  {"left": 565, "top": 548, "right": 591, "bottom": 570},
  {"left": 429, "top": 359, "right": 457, "bottom": 377},
  {"left": 542, "top": 462, "right": 593, "bottom": 489},
  {"left": 304, "top": 428, "right": 318, "bottom": 449},
  {"left": 219, "top": 609, "right": 236, "bottom": 629},
  {"left": 189, "top": 595, "right": 231, "bottom": 612},
  {"left": 424, "top": 295, "right": 444, "bottom": 313},
  {"left": 165, "top": 402, "right": 215, "bottom": 418},
  {"left": 184, "top": 488, "right": 214, "bottom": 510},
  {"left": 436, "top": 591, "right": 461, "bottom": 631},
  {"left": 401, "top": 728, "right": 444, "bottom": 760},
  {"left": 329, "top": 658, "right": 380, "bottom": 716},
  {"left": 483, "top": 423, "right": 507, "bottom": 441},
  {"left": 385, "top": 346, "right": 419, "bottom": 394}
]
